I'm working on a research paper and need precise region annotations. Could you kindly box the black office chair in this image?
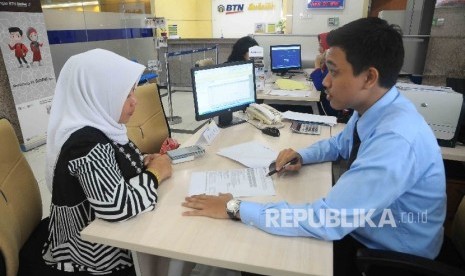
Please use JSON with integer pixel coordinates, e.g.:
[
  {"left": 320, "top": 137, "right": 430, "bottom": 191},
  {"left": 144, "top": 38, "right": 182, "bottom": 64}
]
[{"left": 356, "top": 195, "right": 465, "bottom": 276}]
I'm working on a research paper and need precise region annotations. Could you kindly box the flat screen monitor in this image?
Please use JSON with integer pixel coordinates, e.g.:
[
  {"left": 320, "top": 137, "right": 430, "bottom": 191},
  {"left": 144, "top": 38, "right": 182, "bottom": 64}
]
[
  {"left": 191, "top": 60, "right": 256, "bottom": 128},
  {"left": 270, "top": 44, "right": 302, "bottom": 75}
]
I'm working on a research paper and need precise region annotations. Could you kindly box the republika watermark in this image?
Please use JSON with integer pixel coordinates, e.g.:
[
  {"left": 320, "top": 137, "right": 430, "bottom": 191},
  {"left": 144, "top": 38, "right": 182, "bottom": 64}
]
[{"left": 265, "top": 208, "right": 428, "bottom": 228}]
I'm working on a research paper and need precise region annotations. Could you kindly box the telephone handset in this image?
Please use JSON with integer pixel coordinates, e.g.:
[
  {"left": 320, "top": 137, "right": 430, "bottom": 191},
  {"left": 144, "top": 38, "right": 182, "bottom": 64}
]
[{"left": 246, "top": 103, "right": 282, "bottom": 125}]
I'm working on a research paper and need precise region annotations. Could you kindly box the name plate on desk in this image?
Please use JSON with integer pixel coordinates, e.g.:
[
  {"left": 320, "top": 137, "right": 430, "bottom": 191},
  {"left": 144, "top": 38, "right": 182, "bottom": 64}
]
[{"left": 196, "top": 120, "right": 220, "bottom": 146}]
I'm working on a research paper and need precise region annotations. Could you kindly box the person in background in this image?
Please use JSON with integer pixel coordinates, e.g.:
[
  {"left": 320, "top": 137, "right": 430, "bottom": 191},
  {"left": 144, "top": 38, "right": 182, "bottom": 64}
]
[
  {"left": 227, "top": 36, "right": 259, "bottom": 62},
  {"left": 310, "top": 32, "right": 330, "bottom": 93},
  {"left": 182, "top": 18, "right": 446, "bottom": 276},
  {"left": 43, "top": 49, "right": 176, "bottom": 275},
  {"left": 311, "top": 32, "right": 353, "bottom": 121}
]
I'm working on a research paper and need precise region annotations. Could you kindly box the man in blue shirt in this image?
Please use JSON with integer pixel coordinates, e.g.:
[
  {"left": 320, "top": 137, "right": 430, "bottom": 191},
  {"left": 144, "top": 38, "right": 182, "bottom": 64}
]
[{"left": 182, "top": 17, "right": 446, "bottom": 276}]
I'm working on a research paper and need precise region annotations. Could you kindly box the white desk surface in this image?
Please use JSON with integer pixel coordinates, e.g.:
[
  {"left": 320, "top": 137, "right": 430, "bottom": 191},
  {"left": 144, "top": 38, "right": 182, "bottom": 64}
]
[
  {"left": 82, "top": 121, "right": 333, "bottom": 276},
  {"left": 257, "top": 72, "right": 321, "bottom": 103},
  {"left": 441, "top": 143, "right": 465, "bottom": 162},
  {"left": 331, "top": 123, "right": 465, "bottom": 162}
]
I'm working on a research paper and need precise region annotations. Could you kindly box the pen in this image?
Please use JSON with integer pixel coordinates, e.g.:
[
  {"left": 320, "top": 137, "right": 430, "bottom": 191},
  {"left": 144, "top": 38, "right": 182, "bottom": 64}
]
[{"left": 267, "top": 157, "right": 299, "bottom": 177}]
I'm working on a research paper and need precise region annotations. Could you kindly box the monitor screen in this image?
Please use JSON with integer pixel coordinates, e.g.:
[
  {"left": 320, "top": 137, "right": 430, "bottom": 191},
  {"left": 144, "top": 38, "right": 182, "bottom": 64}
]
[
  {"left": 191, "top": 61, "right": 256, "bottom": 127},
  {"left": 270, "top": 44, "right": 302, "bottom": 74}
]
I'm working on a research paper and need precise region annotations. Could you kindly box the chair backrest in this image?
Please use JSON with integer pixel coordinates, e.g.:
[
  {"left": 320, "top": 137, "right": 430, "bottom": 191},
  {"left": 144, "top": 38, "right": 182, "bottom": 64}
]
[
  {"left": 126, "top": 83, "right": 171, "bottom": 154},
  {"left": 452, "top": 195, "right": 465, "bottom": 261},
  {"left": 0, "top": 118, "right": 42, "bottom": 276}
]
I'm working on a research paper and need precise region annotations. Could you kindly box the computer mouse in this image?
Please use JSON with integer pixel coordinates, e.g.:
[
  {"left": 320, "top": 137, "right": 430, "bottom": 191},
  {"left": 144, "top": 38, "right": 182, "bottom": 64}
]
[{"left": 262, "top": 127, "right": 280, "bottom": 137}]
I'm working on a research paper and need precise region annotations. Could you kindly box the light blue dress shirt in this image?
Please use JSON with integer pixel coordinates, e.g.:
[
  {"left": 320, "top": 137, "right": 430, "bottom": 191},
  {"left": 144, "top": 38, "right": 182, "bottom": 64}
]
[{"left": 240, "top": 86, "right": 446, "bottom": 259}]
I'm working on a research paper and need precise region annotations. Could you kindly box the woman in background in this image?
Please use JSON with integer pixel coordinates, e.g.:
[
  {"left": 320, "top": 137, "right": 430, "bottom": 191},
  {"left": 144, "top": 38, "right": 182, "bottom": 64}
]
[
  {"left": 227, "top": 36, "right": 259, "bottom": 62},
  {"left": 43, "top": 49, "right": 175, "bottom": 275},
  {"left": 311, "top": 32, "right": 352, "bottom": 122}
]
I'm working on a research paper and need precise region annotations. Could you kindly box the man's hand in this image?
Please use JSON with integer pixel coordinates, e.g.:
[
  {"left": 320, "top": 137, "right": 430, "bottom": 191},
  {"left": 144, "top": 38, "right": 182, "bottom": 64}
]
[
  {"left": 182, "top": 193, "right": 233, "bottom": 219},
  {"left": 275, "top": 148, "right": 302, "bottom": 173}
]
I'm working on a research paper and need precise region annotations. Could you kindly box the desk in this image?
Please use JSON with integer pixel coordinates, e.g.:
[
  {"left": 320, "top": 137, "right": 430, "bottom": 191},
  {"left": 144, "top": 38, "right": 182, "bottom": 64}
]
[
  {"left": 82, "top": 121, "right": 333, "bottom": 276},
  {"left": 441, "top": 144, "right": 465, "bottom": 162},
  {"left": 331, "top": 123, "right": 465, "bottom": 161},
  {"left": 257, "top": 71, "right": 321, "bottom": 115}
]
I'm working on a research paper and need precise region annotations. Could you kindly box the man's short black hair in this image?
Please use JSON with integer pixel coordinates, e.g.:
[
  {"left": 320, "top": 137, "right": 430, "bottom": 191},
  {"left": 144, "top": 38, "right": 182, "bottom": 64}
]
[
  {"left": 8, "top": 27, "right": 23, "bottom": 36},
  {"left": 327, "top": 17, "right": 404, "bottom": 89}
]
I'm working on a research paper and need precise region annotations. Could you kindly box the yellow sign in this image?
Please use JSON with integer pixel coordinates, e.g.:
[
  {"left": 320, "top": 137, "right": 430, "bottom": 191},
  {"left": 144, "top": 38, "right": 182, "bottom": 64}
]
[{"left": 248, "top": 3, "right": 274, "bottom": 11}]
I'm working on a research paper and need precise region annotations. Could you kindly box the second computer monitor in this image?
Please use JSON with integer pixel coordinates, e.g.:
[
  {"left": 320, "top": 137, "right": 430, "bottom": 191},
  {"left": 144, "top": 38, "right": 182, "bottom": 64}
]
[
  {"left": 191, "top": 60, "right": 256, "bottom": 128},
  {"left": 270, "top": 44, "right": 302, "bottom": 75}
]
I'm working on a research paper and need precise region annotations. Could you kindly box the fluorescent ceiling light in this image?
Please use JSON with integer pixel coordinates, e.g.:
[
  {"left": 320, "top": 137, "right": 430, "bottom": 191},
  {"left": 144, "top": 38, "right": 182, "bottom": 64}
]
[{"left": 42, "top": 1, "right": 99, "bottom": 9}]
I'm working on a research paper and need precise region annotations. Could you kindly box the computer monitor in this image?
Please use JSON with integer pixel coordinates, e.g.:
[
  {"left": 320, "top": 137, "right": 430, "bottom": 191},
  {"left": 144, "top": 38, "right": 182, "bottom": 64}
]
[
  {"left": 191, "top": 60, "right": 256, "bottom": 128},
  {"left": 270, "top": 44, "right": 302, "bottom": 75}
]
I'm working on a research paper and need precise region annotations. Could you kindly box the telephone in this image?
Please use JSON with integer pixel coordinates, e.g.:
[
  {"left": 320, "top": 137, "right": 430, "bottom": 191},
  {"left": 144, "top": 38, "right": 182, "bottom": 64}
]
[{"left": 246, "top": 103, "right": 282, "bottom": 125}]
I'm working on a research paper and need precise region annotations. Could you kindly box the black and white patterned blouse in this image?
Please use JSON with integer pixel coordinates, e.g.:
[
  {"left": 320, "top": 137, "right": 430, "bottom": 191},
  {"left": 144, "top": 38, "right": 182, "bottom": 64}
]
[{"left": 42, "top": 127, "right": 159, "bottom": 275}]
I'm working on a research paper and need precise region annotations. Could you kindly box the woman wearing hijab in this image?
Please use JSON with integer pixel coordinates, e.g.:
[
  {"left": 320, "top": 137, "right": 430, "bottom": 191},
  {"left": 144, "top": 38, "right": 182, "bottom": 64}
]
[
  {"left": 311, "top": 32, "right": 353, "bottom": 121},
  {"left": 43, "top": 49, "right": 172, "bottom": 275},
  {"left": 227, "top": 36, "right": 259, "bottom": 62},
  {"left": 310, "top": 32, "right": 337, "bottom": 116}
]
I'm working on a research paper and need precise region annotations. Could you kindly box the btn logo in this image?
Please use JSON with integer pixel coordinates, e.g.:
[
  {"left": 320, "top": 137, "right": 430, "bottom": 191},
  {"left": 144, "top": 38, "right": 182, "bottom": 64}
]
[{"left": 218, "top": 4, "right": 245, "bottom": 14}]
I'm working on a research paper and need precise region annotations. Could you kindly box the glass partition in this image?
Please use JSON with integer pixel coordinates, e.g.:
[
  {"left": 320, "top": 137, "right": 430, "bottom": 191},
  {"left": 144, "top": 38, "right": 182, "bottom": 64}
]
[{"left": 40, "top": 0, "right": 156, "bottom": 77}]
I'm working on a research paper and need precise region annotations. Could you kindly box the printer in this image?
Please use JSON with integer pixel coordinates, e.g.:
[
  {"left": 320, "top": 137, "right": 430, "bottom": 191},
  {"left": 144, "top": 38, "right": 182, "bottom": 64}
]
[{"left": 397, "top": 82, "right": 464, "bottom": 147}]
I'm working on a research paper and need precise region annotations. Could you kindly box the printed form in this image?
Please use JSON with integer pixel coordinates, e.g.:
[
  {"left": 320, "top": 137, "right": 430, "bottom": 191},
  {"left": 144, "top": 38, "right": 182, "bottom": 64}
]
[{"left": 188, "top": 168, "right": 275, "bottom": 197}]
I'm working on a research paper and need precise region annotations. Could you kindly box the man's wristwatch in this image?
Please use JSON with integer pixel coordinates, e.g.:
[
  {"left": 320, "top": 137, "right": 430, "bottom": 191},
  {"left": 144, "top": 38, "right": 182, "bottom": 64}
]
[{"left": 226, "top": 198, "right": 241, "bottom": 221}]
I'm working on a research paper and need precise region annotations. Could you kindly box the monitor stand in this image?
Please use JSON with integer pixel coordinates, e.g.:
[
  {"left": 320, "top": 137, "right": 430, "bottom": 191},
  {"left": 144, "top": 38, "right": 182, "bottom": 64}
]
[
  {"left": 278, "top": 71, "right": 293, "bottom": 79},
  {"left": 217, "top": 112, "right": 246, "bottom": 128}
]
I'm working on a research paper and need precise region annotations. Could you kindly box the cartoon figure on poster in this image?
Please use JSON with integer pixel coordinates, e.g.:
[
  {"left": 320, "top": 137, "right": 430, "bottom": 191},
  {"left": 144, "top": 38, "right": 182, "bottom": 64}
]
[
  {"left": 8, "top": 27, "right": 29, "bottom": 68},
  {"left": 27, "top": 27, "right": 43, "bottom": 66}
]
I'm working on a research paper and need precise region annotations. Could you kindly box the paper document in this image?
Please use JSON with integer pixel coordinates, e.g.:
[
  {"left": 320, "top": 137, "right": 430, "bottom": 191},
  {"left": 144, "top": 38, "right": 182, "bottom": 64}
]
[
  {"left": 275, "top": 79, "right": 309, "bottom": 90},
  {"left": 283, "top": 111, "right": 337, "bottom": 126},
  {"left": 217, "top": 140, "right": 277, "bottom": 168},
  {"left": 188, "top": 168, "right": 275, "bottom": 197},
  {"left": 268, "top": 89, "right": 311, "bottom": 97}
]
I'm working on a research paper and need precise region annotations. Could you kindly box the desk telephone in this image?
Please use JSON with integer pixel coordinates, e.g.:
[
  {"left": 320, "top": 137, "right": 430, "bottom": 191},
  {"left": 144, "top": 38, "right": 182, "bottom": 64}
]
[{"left": 246, "top": 103, "right": 282, "bottom": 125}]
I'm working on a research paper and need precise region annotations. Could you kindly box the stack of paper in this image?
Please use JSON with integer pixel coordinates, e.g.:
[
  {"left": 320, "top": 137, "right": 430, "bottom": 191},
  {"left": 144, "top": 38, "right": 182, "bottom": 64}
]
[
  {"left": 216, "top": 140, "right": 277, "bottom": 168},
  {"left": 188, "top": 168, "right": 275, "bottom": 197},
  {"left": 275, "top": 79, "right": 309, "bottom": 90},
  {"left": 268, "top": 89, "right": 311, "bottom": 97},
  {"left": 282, "top": 111, "right": 337, "bottom": 126}
]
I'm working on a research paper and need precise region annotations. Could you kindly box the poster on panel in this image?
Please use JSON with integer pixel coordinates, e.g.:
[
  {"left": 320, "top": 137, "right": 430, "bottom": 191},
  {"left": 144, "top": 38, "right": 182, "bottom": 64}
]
[{"left": 0, "top": 0, "right": 56, "bottom": 150}]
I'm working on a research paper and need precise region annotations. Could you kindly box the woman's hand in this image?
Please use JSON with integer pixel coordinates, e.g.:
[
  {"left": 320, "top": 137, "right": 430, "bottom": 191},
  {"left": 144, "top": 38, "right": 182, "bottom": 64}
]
[
  {"left": 275, "top": 148, "right": 302, "bottom": 173},
  {"left": 314, "top": 50, "right": 327, "bottom": 70},
  {"left": 182, "top": 193, "right": 233, "bottom": 219},
  {"left": 146, "top": 154, "right": 172, "bottom": 183},
  {"left": 144, "top": 153, "right": 158, "bottom": 166}
]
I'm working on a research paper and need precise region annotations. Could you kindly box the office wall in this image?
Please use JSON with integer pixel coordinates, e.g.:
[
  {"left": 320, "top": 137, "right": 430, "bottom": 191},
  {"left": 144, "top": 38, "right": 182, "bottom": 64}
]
[
  {"left": 43, "top": 10, "right": 156, "bottom": 78},
  {"left": 155, "top": 0, "right": 212, "bottom": 38},
  {"left": 211, "top": 0, "right": 283, "bottom": 38},
  {"left": 423, "top": 7, "right": 465, "bottom": 86},
  {"left": 252, "top": 0, "right": 369, "bottom": 69},
  {"left": 290, "top": 0, "right": 369, "bottom": 35}
]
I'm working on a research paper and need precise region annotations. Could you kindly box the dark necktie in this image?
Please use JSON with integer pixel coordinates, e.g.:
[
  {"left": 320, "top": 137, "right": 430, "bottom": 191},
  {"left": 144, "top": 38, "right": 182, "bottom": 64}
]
[{"left": 347, "top": 121, "right": 361, "bottom": 168}]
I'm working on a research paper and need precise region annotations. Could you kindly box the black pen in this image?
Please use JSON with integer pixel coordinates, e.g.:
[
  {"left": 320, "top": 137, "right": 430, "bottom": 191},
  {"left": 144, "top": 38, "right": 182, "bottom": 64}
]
[{"left": 267, "top": 157, "right": 299, "bottom": 177}]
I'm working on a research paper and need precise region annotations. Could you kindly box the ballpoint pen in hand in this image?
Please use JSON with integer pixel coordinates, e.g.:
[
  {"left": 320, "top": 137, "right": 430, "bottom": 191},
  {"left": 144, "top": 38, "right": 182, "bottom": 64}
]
[{"left": 267, "top": 157, "right": 299, "bottom": 177}]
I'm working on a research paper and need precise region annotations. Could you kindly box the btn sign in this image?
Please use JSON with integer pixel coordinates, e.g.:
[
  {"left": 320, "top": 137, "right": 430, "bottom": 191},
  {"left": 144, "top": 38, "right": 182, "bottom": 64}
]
[{"left": 218, "top": 4, "right": 245, "bottom": 14}]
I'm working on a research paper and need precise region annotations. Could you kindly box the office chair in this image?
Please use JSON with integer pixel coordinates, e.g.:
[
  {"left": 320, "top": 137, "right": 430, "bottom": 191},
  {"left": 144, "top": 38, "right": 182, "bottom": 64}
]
[
  {"left": 356, "top": 194, "right": 465, "bottom": 276},
  {"left": 0, "top": 118, "right": 95, "bottom": 276},
  {"left": 126, "top": 83, "right": 171, "bottom": 154}
]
